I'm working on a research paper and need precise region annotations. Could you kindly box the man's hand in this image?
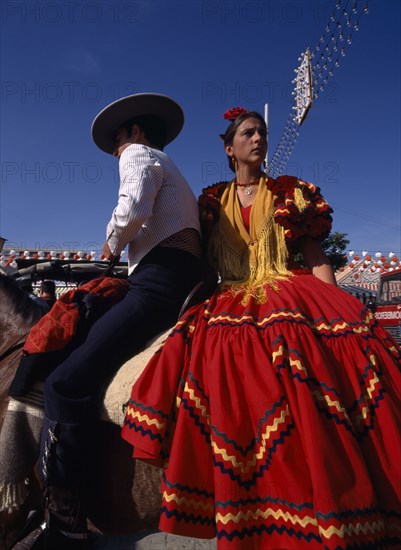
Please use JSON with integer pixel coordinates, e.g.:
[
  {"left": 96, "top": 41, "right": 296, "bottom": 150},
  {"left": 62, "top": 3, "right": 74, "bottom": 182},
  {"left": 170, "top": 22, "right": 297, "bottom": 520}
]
[{"left": 102, "top": 242, "right": 119, "bottom": 263}]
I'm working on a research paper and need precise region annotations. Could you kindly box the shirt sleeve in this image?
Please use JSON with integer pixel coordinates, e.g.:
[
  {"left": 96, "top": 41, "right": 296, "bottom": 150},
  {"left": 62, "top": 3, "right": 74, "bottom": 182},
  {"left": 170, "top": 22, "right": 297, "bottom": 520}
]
[{"left": 106, "top": 145, "right": 163, "bottom": 256}]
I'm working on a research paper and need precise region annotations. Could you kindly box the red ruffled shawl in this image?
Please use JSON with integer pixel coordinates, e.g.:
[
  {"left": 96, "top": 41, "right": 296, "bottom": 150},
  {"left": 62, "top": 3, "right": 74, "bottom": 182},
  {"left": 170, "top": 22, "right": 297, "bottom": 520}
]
[{"left": 199, "top": 175, "right": 333, "bottom": 244}]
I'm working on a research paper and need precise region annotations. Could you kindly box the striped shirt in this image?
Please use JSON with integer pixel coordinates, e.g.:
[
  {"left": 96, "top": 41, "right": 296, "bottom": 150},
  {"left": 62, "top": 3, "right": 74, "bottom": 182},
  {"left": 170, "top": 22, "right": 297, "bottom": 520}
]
[{"left": 107, "top": 144, "right": 200, "bottom": 273}]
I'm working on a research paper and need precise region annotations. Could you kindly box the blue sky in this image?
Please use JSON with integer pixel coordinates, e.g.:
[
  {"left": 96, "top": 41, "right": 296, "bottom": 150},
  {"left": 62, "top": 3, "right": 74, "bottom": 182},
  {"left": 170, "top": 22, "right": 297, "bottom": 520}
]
[{"left": 1, "top": 0, "right": 400, "bottom": 259}]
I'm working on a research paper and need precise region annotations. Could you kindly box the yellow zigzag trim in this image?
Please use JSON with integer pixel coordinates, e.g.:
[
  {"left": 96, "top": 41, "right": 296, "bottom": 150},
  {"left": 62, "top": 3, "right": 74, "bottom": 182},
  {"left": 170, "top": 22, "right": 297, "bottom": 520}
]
[
  {"left": 125, "top": 406, "right": 165, "bottom": 430},
  {"left": 272, "top": 345, "right": 285, "bottom": 364},
  {"left": 184, "top": 383, "right": 210, "bottom": 423},
  {"left": 352, "top": 325, "right": 370, "bottom": 335},
  {"left": 163, "top": 491, "right": 214, "bottom": 512},
  {"left": 319, "top": 519, "right": 385, "bottom": 540},
  {"left": 315, "top": 320, "right": 349, "bottom": 332},
  {"left": 311, "top": 371, "right": 380, "bottom": 428},
  {"left": 216, "top": 507, "right": 318, "bottom": 527},
  {"left": 211, "top": 406, "right": 290, "bottom": 473},
  {"left": 289, "top": 357, "right": 307, "bottom": 374},
  {"left": 216, "top": 509, "right": 388, "bottom": 541},
  {"left": 275, "top": 207, "right": 291, "bottom": 216},
  {"left": 170, "top": 318, "right": 196, "bottom": 337},
  {"left": 314, "top": 320, "right": 368, "bottom": 335},
  {"left": 311, "top": 391, "right": 351, "bottom": 421},
  {"left": 208, "top": 311, "right": 305, "bottom": 327},
  {"left": 354, "top": 371, "right": 380, "bottom": 426},
  {"left": 366, "top": 372, "right": 379, "bottom": 400},
  {"left": 359, "top": 405, "right": 369, "bottom": 422},
  {"left": 168, "top": 318, "right": 189, "bottom": 332},
  {"left": 208, "top": 310, "right": 368, "bottom": 336}
]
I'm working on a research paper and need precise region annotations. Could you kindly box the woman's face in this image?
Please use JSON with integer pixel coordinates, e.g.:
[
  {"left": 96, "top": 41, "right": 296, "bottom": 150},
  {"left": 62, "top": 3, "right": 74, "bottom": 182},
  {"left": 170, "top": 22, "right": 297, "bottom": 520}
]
[{"left": 225, "top": 117, "right": 267, "bottom": 169}]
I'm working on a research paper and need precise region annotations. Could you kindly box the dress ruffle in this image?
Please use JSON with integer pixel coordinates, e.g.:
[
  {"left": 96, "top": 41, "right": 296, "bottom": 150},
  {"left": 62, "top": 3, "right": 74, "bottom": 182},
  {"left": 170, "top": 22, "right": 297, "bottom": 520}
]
[
  {"left": 122, "top": 272, "right": 401, "bottom": 549},
  {"left": 268, "top": 176, "right": 333, "bottom": 242}
]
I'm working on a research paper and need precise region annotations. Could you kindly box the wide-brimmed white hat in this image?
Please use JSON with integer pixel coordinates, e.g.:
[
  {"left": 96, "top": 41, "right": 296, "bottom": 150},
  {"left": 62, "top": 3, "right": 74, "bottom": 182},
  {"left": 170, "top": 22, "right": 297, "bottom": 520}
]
[{"left": 91, "top": 92, "right": 184, "bottom": 154}]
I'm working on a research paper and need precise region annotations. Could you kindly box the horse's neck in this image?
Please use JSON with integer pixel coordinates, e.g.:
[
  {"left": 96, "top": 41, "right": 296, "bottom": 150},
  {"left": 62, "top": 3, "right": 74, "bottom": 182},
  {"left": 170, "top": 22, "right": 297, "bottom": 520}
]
[
  {"left": 0, "top": 306, "right": 32, "bottom": 355},
  {"left": 0, "top": 304, "right": 35, "bottom": 428},
  {"left": 0, "top": 279, "right": 42, "bottom": 356}
]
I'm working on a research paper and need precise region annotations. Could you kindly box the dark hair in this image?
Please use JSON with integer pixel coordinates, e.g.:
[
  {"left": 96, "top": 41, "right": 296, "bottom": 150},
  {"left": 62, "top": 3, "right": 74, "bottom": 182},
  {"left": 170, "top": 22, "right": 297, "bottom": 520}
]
[
  {"left": 221, "top": 111, "right": 267, "bottom": 172},
  {"left": 41, "top": 280, "right": 56, "bottom": 294},
  {"left": 122, "top": 115, "right": 167, "bottom": 150}
]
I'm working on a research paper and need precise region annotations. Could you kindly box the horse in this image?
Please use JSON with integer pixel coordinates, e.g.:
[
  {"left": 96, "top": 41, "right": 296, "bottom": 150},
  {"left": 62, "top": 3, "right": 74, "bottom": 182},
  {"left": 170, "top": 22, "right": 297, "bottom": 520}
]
[
  {"left": 0, "top": 271, "right": 217, "bottom": 550},
  {"left": 0, "top": 272, "right": 164, "bottom": 548},
  {"left": 0, "top": 273, "right": 45, "bottom": 428}
]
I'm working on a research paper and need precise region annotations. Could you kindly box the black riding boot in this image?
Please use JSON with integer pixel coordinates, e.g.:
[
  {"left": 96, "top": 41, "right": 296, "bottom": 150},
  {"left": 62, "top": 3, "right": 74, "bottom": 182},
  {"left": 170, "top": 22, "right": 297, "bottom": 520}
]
[
  {"left": 12, "top": 486, "right": 89, "bottom": 549},
  {"left": 11, "top": 418, "right": 92, "bottom": 549}
]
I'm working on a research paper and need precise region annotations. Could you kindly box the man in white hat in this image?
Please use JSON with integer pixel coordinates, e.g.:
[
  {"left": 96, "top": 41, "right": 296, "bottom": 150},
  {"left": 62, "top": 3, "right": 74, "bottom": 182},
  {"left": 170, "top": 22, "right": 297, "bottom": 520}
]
[
  {"left": 92, "top": 92, "right": 201, "bottom": 271},
  {"left": 12, "top": 93, "right": 202, "bottom": 549}
]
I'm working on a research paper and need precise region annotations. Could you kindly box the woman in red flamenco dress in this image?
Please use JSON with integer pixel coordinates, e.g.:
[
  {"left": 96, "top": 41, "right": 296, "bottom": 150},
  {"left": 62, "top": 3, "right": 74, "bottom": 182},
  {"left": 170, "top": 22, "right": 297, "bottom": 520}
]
[{"left": 121, "top": 108, "right": 401, "bottom": 549}]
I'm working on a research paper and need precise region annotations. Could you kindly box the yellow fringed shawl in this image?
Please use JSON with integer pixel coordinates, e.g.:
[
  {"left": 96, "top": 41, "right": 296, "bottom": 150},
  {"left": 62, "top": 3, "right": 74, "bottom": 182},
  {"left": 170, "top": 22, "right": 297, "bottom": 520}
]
[{"left": 208, "top": 175, "right": 292, "bottom": 304}]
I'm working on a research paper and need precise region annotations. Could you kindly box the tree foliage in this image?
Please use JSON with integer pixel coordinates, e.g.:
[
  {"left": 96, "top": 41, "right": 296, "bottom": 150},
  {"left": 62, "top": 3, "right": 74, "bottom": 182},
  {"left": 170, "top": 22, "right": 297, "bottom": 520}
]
[
  {"left": 293, "top": 231, "right": 350, "bottom": 272},
  {"left": 321, "top": 232, "right": 350, "bottom": 271}
]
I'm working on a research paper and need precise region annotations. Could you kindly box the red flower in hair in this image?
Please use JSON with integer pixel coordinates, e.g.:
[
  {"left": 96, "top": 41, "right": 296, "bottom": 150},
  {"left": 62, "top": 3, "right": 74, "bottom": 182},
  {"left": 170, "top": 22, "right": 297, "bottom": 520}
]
[{"left": 223, "top": 107, "right": 250, "bottom": 121}]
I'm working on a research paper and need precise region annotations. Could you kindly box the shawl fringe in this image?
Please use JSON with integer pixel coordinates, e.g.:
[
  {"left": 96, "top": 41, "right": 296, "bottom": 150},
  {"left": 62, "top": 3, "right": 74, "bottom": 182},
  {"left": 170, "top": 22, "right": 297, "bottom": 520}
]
[{"left": 209, "top": 177, "right": 292, "bottom": 305}]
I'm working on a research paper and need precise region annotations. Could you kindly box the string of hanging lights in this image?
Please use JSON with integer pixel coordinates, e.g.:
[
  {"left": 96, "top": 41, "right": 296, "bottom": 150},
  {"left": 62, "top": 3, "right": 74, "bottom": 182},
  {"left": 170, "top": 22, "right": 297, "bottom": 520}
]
[{"left": 268, "top": 0, "right": 369, "bottom": 178}]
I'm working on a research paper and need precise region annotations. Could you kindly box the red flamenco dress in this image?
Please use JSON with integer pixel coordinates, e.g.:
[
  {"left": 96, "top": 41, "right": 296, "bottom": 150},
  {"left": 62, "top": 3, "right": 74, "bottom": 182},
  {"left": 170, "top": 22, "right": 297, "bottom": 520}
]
[{"left": 121, "top": 176, "right": 401, "bottom": 549}]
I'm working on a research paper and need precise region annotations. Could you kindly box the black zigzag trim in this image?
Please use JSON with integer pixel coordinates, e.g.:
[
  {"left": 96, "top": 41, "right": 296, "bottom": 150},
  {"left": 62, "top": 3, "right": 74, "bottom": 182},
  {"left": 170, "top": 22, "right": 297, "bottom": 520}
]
[
  {"left": 217, "top": 522, "right": 321, "bottom": 543},
  {"left": 161, "top": 506, "right": 215, "bottom": 527}
]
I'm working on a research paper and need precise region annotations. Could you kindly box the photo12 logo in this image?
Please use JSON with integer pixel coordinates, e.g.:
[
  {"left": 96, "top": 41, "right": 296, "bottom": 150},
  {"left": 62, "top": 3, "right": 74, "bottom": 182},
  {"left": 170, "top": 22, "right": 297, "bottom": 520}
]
[
  {"left": 201, "top": 80, "right": 340, "bottom": 105},
  {"left": 1, "top": 1, "right": 141, "bottom": 24},
  {"left": 201, "top": 2, "right": 305, "bottom": 24},
  {"left": 1, "top": 81, "right": 140, "bottom": 104},
  {"left": 1, "top": 161, "right": 120, "bottom": 185}
]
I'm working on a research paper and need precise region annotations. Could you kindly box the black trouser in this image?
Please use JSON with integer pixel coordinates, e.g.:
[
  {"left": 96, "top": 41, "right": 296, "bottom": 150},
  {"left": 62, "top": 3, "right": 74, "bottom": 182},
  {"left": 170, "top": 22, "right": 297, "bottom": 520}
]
[{"left": 39, "top": 247, "right": 202, "bottom": 490}]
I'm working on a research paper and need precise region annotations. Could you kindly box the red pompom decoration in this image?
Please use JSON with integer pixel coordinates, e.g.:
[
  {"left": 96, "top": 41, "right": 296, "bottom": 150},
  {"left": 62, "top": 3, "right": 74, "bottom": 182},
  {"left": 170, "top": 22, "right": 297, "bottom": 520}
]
[{"left": 223, "top": 107, "right": 250, "bottom": 121}]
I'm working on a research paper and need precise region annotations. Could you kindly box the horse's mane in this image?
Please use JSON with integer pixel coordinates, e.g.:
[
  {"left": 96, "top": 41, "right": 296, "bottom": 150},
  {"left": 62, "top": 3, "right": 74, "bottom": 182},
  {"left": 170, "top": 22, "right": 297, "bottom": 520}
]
[{"left": 0, "top": 273, "right": 44, "bottom": 325}]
